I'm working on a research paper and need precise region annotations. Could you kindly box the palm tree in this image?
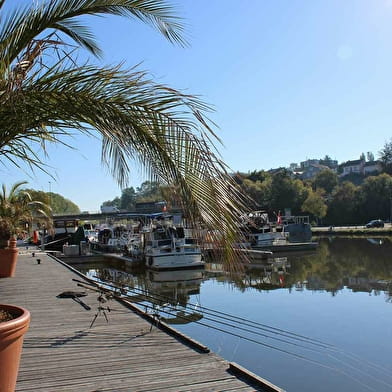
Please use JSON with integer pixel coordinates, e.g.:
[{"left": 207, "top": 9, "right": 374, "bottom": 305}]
[
  {"left": 0, "top": 181, "right": 51, "bottom": 248},
  {"left": 0, "top": 0, "right": 248, "bottom": 267}
]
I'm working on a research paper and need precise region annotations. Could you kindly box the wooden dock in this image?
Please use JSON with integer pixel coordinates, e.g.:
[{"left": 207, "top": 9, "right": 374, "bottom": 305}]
[{"left": 0, "top": 249, "right": 283, "bottom": 392}]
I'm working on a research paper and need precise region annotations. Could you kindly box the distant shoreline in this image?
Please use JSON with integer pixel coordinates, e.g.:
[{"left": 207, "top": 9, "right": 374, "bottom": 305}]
[{"left": 312, "top": 225, "right": 392, "bottom": 236}]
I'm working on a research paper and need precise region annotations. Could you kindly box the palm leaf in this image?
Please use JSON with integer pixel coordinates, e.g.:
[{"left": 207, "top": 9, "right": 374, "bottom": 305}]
[{"left": 0, "top": 0, "right": 251, "bottom": 268}]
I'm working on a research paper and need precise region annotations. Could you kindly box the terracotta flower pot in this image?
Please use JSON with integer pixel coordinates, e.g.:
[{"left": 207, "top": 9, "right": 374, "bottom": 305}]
[
  {"left": 0, "top": 304, "right": 30, "bottom": 392},
  {"left": 0, "top": 239, "right": 19, "bottom": 278}
]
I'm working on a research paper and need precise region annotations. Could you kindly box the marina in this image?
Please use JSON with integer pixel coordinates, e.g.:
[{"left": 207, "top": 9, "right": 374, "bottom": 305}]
[
  {"left": 2, "top": 2, "right": 392, "bottom": 392},
  {"left": 73, "top": 236, "right": 392, "bottom": 392},
  {"left": 240, "top": 211, "right": 318, "bottom": 253},
  {"left": 0, "top": 248, "right": 282, "bottom": 392}
]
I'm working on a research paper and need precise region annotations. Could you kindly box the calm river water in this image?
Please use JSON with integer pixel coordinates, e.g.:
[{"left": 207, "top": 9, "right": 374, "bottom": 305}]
[{"left": 75, "top": 237, "right": 392, "bottom": 392}]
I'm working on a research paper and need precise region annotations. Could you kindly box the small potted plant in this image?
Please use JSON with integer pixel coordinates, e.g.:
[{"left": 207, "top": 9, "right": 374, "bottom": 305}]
[
  {"left": 0, "top": 182, "right": 51, "bottom": 390},
  {"left": 0, "top": 181, "right": 51, "bottom": 277}
]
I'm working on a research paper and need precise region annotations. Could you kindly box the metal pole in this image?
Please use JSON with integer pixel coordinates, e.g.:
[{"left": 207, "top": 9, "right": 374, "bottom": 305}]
[
  {"left": 390, "top": 197, "right": 392, "bottom": 224},
  {"left": 48, "top": 181, "right": 52, "bottom": 207},
  {"left": 42, "top": 225, "right": 45, "bottom": 252}
]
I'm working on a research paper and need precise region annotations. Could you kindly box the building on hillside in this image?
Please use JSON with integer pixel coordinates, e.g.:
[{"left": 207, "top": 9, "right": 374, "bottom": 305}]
[
  {"left": 300, "top": 159, "right": 320, "bottom": 169},
  {"left": 340, "top": 159, "right": 382, "bottom": 177},
  {"left": 363, "top": 161, "right": 382, "bottom": 176},
  {"left": 340, "top": 159, "right": 365, "bottom": 177},
  {"left": 300, "top": 163, "right": 331, "bottom": 180},
  {"left": 267, "top": 167, "right": 287, "bottom": 176},
  {"left": 289, "top": 163, "right": 300, "bottom": 171},
  {"left": 319, "top": 158, "right": 339, "bottom": 170}
]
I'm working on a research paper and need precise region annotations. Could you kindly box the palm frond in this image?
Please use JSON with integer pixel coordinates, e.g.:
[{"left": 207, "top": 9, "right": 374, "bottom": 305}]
[
  {"left": 0, "top": 1, "right": 252, "bottom": 268},
  {"left": 0, "top": 0, "right": 186, "bottom": 69},
  {"left": 1, "top": 60, "right": 250, "bottom": 266}
]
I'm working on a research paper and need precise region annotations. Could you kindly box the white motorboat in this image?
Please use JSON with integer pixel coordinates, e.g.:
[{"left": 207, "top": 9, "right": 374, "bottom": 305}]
[{"left": 143, "top": 219, "right": 204, "bottom": 270}]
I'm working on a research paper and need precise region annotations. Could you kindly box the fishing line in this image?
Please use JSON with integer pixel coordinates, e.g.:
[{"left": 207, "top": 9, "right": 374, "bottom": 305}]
[
  {"left": 337, "top": 351, "right": 392, "bottom": 380},
  {"left": 77, "top": 276, "right": 387, "bottom": 390},
  {"left": 327, "top": 352, "right": 392, "bottom": 390},
  {"left": 132, "top": 298, "right": 333, "bottom": 366},
  {"left": 147, "top": 296, "right": 327, "bottom": 354},
  {"left": 145, "top": 300, "right": 385, "bottom": 392},
  {"left": 93, "top": 275, "right": 334, "bottom": 349},
  {"left": 85, "top": 276, "right": 341, "bottom": 358},
  {"left": 112, "top": 279, "right": 392, "bottom": 386}
]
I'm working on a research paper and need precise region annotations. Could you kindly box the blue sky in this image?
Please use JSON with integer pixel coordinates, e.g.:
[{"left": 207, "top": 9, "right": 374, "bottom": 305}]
[{"left": 3, "top": 0, "right": 392, "bottom": 210}]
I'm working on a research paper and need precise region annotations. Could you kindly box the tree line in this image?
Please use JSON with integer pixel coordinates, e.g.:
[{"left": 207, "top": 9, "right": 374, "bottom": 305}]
[
  {"left": 100, "top": 170, "right": 392, "bottom": 225},
  {"left": 101, "top": 139, "right": 392, "bottom": 225},
  {"left": 101, "top": 181, "right": 171, "bottom": 211},
  {"left": 32, "top": 139, "right": 392, "bottom": 223},
  {"left": 235, "top": 170, "right": 392, "bottom": 225}
]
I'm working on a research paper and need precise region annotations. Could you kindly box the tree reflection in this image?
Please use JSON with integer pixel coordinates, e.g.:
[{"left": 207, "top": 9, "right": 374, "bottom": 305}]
[{"left": 206, "top": 237, "right": 392, "bottom": 299}]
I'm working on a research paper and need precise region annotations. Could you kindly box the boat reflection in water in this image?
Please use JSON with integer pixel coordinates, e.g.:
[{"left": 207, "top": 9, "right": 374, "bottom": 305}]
[
  {"left": 205, "top": 256, "right": 291, "bottom": 290},
  {"left": 145, "top": 269, "right": 204, "bottom": 324},
  {"left": 83, "top": 263, "right": 205, "bottom": 325},
  {"left": 74, "top": 237, "right": 392, "bottom": 392}
]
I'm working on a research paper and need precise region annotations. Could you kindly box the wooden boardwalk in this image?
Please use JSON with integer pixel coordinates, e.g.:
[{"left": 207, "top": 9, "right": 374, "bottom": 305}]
[{"left": 0, "top": 250, "right": 275, "bottom": 392}]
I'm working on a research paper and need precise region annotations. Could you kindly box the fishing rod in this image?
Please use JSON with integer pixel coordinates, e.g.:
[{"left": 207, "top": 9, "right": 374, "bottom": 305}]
[
  {"left": 75, "top": 276, "right": 334, "bottom": 354},
  {"left": 74, "top": 277, "right": 335, "bottom": 365},
  {"left": 90, "top": 275, "right": 335, "bottom": 349},
  {"left": 73, "top": 279, "right": 391, "bottom": 391},
  {"left": 73, "top": 277, "right": 392, "bottom": 391}
]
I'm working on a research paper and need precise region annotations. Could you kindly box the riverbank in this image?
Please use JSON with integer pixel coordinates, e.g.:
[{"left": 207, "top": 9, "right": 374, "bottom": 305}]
[{"left": 312, "top": 223, "right": 392, "bottom": 236}]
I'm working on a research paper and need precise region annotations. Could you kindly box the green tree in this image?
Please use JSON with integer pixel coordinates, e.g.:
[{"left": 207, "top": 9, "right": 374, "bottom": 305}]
[
  {"left": 319, "top": 155, "right": 333, "bottom": 168},
  {"left": 120, "top": 187, "right": 136, "bottom": 210},
  {"left": 379, "top": 139, "right": 392, "bottom": 174},
  {"left": 367, "top": 152, "right": 375, "bottom": 162},
  {"left": 269, "top": 171, "right": 308, "bottom": 214},
  {"left": 301, "top": 188, "right": 327, "bottom": 223},
  {"left": 0, "top": 0, "right": 248, "bottom": 265},
  {"left": 240, "top": 179, "right": 266, "bottom": 210},
  {"left": 326, "top": 182, "right": 358, "bottom": 224},
  {"left": 136, "top": 181, "right": 161, "bottom": 202},
  {"left": 357, "top": 174, "right": 392, "bottom": 222},
  {"left": 102, "top": 197, "right": 120, "bottom": 209},
  {"left": 0, "top": 181, "right": 51, "bottom": 246},
  {"left": 26, "top": 189, "right": 80, "bottom": 214},
  {"left": 313, "top": 169, "right": 338, "bottom": 194},
  {"left": 245, "top": 170, "right": 268, "bottom": 183}
]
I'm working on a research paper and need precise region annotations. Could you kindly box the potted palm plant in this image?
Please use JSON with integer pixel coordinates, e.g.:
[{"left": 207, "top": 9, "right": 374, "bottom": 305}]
[
  {"left": 0, "top": 181, "right": 51, "bottom": 278},
  {"left": 0, "top": 181, "right": 51, "bottom": 391}
]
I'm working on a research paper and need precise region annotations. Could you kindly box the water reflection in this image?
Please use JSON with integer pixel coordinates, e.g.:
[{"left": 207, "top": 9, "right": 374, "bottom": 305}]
[
  {"left": 206, "top": 257, "right": 290, "bottom": 291},
  {"left": 76, "top": 236, "right": 392, "bottom": 304},
  {"left": 290, "top": 237, "right": 392, "bottom": 298},
  {"left": 73, "top": 237, "right": 392, "bottom": 392},
  {"left": 76, "top": 262, "right": 204, "bottom": 324},
  {"left": 202, "top": 237, "right": 392, "bottom": 300}
]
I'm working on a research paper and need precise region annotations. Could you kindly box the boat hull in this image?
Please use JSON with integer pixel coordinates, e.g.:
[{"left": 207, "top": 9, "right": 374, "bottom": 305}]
[
  {"left": 252, "top": 242, "right": 318, "bottom": 252},
  {"left": 146, "top": 252, "right": 204, "bottom": 270}
]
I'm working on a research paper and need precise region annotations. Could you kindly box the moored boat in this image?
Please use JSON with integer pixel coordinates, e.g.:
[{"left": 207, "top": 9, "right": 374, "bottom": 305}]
[
  {"left": 241, "top": 210, "right": 318, "bottom": 252},
  {"left": 144, "top": 223, "right": 204, "bottom": 270},
  {"left": 121, "top": 213, "right": 204, "bottom": 270}
]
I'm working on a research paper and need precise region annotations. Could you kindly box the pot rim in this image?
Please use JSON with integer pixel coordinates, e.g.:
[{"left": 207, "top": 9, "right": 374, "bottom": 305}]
[{"left": 0, "top": 304, "right": 30, "bottom": 334}]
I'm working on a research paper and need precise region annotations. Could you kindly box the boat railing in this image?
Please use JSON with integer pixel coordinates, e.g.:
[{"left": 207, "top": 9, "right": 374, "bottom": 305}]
[
  {"left": 156, "top": 239, "right": 172, "bottom": 247},
  {"left": 282, "top": 215, "right": 310, "bottom": 225}
]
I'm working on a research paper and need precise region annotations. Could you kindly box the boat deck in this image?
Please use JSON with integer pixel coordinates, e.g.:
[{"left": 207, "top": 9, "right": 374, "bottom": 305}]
[
  {"left": 252, "top": 241, "right": 318, "bottom": 252},
  {"left": 0, "top": 249, "right": 281, "bottom": 392}
]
